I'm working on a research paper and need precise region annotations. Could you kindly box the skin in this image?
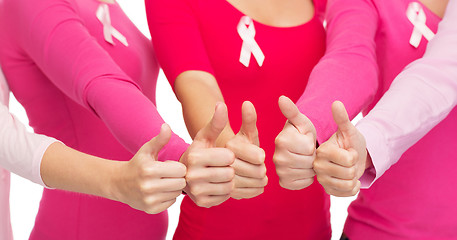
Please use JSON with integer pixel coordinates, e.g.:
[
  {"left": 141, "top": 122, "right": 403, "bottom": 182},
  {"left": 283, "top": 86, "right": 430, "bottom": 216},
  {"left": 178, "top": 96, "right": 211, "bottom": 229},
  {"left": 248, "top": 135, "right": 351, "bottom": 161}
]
[
  {"left": 41, "top": 124, "right": 187, "bottom": 214},
  {"left": 173, "top": 0, "right": 314, "bottom": 200},
  {"left": 273, "top": 96, "right": 316, "bottom": 190},
  {"left": 273, "top": 0, "right": 449, "bottom": 194},
  {"left": 313, "top": 101, "right": 371, "bottom": 197},
  {"left": 41, "top": 104, "right": 235, "bottom": 213}
]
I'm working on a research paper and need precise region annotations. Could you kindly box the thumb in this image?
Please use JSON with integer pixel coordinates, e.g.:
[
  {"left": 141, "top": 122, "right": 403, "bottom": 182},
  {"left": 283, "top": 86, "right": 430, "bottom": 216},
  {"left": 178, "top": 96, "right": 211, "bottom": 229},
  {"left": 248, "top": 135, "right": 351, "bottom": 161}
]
[
  {"left": 194, "top": 102, "right": 228, "bottom": 146},
  {"left": 278, "top": 95, "right": 315, "bottom": 135},
  {"left": 331, "top": 101, "right": 357, "bottom": 147},
  {"left": 239, "top": 101, "right": 259, "bottom": 143},
  {"left": 140, "top": 123, "right": 172, "bottom": 160}
]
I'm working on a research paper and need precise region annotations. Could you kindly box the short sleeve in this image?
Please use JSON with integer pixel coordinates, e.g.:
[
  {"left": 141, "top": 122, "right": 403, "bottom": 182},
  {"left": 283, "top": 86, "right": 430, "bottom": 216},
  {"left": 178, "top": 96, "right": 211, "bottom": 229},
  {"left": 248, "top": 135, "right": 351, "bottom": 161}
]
[{"left": 146, "top": 0, "right": 215, "bottom": 89}]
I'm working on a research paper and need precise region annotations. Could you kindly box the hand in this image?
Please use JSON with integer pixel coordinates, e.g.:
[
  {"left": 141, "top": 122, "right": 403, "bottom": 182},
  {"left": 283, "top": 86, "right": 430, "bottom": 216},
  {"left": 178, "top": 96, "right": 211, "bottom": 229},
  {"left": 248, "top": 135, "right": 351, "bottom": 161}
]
[
  {"left": 226, "top": 101, "right": 268, "bottom": 200},
  {"left": 113, "top": 124, "right": 187, "bottom": 214},
  {"left": 273, "top": 96, "right": 316, "bottom": 190},
  {"left": 314, "top": 101, "right": 368, "bottom": 197},
  {"left": 180, "top": 103, "right": 236, "bottom": 208}
]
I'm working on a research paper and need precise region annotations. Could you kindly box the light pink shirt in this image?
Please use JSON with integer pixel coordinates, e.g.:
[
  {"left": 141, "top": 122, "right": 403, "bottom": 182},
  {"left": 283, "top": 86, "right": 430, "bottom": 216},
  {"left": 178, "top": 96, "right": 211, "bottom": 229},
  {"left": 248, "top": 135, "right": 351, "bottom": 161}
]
[
  {"left": 0, "top": 70, "right": 56, "bottom": 240},
  {"left": 357, "top": 0, "right": 457, "bottom": 187},
  {"left": 295, "top": 0, "right": 457, "bottom": 238}
]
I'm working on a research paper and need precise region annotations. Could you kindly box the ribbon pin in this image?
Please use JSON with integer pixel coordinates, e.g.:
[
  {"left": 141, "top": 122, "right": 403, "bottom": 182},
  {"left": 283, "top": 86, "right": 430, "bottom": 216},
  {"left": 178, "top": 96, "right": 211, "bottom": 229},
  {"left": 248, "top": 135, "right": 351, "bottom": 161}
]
[
  {"left": 406, "top": 2, "right": 435, "bottom": 48},
  {"left": 237, "top": 16, "right": 265, "bottom": 67},
  {"left": 96, "top": 3, "right": 129, "bottom": 46}
]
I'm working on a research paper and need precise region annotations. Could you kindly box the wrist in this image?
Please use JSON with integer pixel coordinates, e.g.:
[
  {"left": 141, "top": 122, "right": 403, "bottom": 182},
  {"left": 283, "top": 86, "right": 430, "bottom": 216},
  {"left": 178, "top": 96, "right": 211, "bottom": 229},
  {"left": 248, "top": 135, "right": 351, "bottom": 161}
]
[{"left": 104, "top": 160, "right": 127, "bottom": 202}]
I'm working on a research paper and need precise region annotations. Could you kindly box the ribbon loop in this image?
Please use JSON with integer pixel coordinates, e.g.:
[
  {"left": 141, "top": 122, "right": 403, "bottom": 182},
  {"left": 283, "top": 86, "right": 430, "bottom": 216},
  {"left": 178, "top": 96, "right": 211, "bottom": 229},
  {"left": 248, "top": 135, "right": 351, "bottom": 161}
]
[
  {"left": 237, "top": 16, "right": 265, "bottom": 67},
  {"left": 96, "top": 3, "right": 129, "bottom": 47},
  {"left": 406, "top": 2, "right": 435, "bottom": 48}
]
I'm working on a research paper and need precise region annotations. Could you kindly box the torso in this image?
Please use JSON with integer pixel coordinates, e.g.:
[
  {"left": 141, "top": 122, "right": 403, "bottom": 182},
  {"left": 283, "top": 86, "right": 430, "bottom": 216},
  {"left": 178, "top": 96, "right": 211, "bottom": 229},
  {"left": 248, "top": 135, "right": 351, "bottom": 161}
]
[
  {"left": 173, "top": 0, "right": 331, "bottom": 239},
  {"left": 0, "top": 0, "right": 164, "bottom": 239},
  {"left": 346, "top": 0, "right": 457, "bottom": 239}
]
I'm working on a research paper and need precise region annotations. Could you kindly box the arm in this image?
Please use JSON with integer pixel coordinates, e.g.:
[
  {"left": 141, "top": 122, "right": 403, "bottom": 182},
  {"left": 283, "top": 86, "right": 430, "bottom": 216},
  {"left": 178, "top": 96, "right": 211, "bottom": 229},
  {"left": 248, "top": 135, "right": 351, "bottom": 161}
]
[
  {"left": 314, "top": 0, "right": 457, "bottom": 195},
  {"left": 356, "top": 0, "right": 457, "bottom": 187},
  {"left": 146, "top": 0, "right": 267, "bottom": 200},
  {"left": 273, "top": 0, "right": 379, "bottom": 190},
  {"left": 41, "top": 125, "right": 187, "bottom": 214},
  {"left": 8, "top": 0, "right": 187, "bottom": 161},
  {"left": 296, "top": 0, "right": 379, "bottom": 143}
]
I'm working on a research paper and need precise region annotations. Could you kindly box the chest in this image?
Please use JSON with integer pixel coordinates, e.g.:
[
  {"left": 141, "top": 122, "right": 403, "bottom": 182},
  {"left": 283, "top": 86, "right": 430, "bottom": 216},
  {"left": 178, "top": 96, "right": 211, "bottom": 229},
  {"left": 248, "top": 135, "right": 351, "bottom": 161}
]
[
  {"left": 375, "top": 0, "right": 441, "bottom": 86},
  {"left": 194, "top": 0, "right": 325, "bottom": 87},
  {"left": 74, "top": 0, "right": 157, "bottom": 93}
]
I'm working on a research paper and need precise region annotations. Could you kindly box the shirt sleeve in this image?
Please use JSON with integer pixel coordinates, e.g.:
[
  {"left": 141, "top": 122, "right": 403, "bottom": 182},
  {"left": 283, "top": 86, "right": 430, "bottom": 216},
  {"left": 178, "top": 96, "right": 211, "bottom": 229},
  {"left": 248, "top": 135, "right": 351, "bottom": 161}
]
[
  {"left": 8, "top": 0, "right": 188, "bottom": 161},
  {"left": 356, "top": 0, "right": 457, "bottom": 187},
  {"left": 0, "top": 74, "right": 56, "bottom": 187},
  {"left": 295, "top": 0, "right": 379, "bottom": 144},
  {"left": 145, "top": 0, "right": 215, "bottom": 88}
]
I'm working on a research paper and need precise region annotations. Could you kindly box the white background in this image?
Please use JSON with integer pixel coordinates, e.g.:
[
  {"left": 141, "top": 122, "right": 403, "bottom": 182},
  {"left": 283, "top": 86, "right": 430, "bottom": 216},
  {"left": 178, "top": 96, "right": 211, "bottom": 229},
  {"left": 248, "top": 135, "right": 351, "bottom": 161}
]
[{"left": 9, "top": 1, "right": 357, "bottom": 239}]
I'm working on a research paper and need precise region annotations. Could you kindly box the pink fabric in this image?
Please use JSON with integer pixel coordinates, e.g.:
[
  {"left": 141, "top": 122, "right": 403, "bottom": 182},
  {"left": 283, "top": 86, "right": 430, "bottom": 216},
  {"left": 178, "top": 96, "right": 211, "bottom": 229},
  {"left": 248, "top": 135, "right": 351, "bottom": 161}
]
[
  {"left": 298, "top": 0, "right": 457, "bottom": 238},
  {"left": 357, "top": 0, "right": 457, "bottom": 187},
  {"left": 0, "top": 70, "right": 56, "bottom": 240},
  {"left": 147, "top": 0, "right": 330, "bottom": 239},
  {"left": 0, "top": 71, "right": 13, "bottom": 240},
  {"left": 0, "top": 0, "right": 188, "bottom": 239}
]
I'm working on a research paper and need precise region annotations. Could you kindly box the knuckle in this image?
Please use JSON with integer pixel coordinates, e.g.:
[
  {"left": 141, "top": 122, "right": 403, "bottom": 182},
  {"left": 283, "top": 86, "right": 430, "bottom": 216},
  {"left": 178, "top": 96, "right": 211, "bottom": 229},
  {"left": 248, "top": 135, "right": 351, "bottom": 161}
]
[
  {"left": 177, "top": 178, "right": 187, "bottom": 190},
  {"left": 185, "top": 170, "right": 202, "bottom": 182},
  {"left": 275, "top": 167, "right": 287, "bottom": 178},
  {"left": 196, "top": 197, "right": 212, "bottom": 208},
  {"left": 256, "top": 165, "right": 267, "bottom": 178},
  {"left": 174, "top": 163, "right": 187, "bottom": 176},
  {"left": 187, "top": 152, "right": 200, "bottom": 166},
  {"left": 273, "top": 155, "right": 287, "bottom": 167},
  {"left": 225, "top": 140, "right": 236, "bottom": 151},
  {"left": 347, "top": 167, "right": 357, "bottom": 179},
  {"left": 261, "top": 176, "right": 268, "bottom": 187},
  {"left": 275, "top": 135, "right": 288, "bottom": 149},
  {"left": 312, "top": 160, "right": 322, "bottom": 172},
  {"left": 139, "top": 182, "right": 151, "bottom": 194}
]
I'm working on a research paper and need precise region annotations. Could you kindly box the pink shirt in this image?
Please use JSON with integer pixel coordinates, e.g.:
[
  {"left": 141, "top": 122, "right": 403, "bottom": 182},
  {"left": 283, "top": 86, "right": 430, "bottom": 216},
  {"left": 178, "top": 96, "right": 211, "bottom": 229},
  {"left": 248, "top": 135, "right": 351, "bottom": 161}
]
[
  {"left": 0, "top": 70, "right": 56, "bottom": 240},
  {"left": 147, "top": 0, "right": 330, "bottom": 239},
  {"left": 297, "top": 0, "right": 457, "bottom": 238},
  {"left": 0, "top": 0, "right": 188, "bottom": 239},
  {"left": 357, "top": 0, "right": 457, "bottom": 187}
]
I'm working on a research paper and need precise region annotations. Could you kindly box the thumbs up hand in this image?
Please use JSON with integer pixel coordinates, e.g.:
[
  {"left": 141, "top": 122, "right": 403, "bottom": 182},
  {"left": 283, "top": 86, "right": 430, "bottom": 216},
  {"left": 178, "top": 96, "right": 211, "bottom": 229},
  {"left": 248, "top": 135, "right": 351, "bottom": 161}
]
[
  {"left": 180, "top": 102, "right": 236, "bottom": 207},
  {"left": 226, "top": 101, "right": 268, "bottom": 200},
  {"left": 314, "top": 101, "right": 369, "bottom": 197},
  {"left": 273, "top": 96, "right": 317, "bottom": 190},
  {"left": 113, "top": 124, "right": 187, "bottom": 214}
]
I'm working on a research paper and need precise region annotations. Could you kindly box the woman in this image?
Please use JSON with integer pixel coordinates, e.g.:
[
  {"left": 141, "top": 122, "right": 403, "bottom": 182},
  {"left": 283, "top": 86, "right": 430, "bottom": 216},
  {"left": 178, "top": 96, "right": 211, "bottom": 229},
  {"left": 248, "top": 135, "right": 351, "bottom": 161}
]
[
  {"left": 0, "top": 0, "right": 234, "bottom": 239},
  {"left": 276, "top": 0, "right": 454, "bottom": 238},
  {"left": 1, "top": 68, "right": 186, "bottom": 238},
  {"left": 146, "top": 0, "right": 330, "bottom": 239}
]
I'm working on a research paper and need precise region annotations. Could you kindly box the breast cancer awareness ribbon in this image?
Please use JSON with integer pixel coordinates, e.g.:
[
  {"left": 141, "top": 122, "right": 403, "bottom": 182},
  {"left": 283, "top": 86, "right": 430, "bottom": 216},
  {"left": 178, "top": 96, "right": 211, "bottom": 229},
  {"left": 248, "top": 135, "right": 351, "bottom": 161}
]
[
  {"left": 406, "top": 2, "right": 435, "bottom": 48},
  {"left": 237, "top": 16, "right": 265, "bottom": 67},
  {"left": 96, "top": 3, "right": 129, "bottom": 46}
]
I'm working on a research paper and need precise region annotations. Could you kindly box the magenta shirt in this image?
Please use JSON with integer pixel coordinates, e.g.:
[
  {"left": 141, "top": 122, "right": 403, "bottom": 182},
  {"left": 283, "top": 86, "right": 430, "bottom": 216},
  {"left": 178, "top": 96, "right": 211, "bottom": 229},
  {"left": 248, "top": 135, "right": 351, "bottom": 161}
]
[
  {"left": 298, "top": 0, "right": 457, "bottom": 238},
  {"left": 0, "top": 0, "right": 188, "bottom": 239}
]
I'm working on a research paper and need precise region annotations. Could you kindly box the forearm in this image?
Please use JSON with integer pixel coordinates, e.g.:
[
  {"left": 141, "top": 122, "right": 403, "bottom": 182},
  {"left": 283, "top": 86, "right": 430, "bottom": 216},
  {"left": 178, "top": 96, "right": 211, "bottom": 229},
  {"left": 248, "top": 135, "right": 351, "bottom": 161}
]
[
  {"left": 86, "top": 80, "right": 188, "bottom": 161},
  {"left": 175, "top": 71, "right": 234, "bottom": 147},
  {"left": 40, "top": 142, "right": 122, "bottom": 201},
  {"left": 296, "top": 0, "right": 379, "bottom": 143}
]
